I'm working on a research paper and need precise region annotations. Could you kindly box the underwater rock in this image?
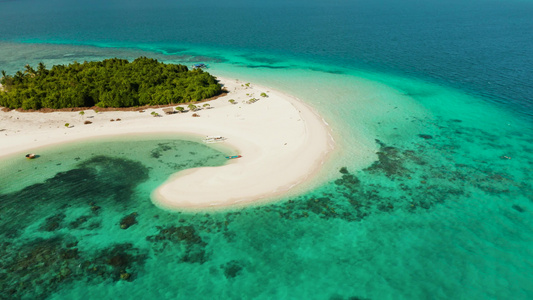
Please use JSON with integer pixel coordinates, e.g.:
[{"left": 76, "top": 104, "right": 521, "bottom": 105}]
[
  {"left": 181, "top": 249, "right": 209, "bottom": 264},
  {"left": 69, "top": 215, "right": 90, "bottom": 229},
  {"left": 40, "top": 213, "right": 66, "bottom": 232},
  {"left": 0, "top": 237, "right": 83, "bottom": 299},
  {"left": 146, "top": 225, "right": 209, "bottom": 264},
  {"left": 60, "top": 248, "right": 79, "bottom": 260},
  {"left": 120, "top": 272, "right": 131, "bottom": 280},
  {"left": 147, "top": 225, "right": 204, "bottom": 245},
  {"left": 66, "top": 241, "right": 78, "bottom": 248},
  {"left": 108, "top": 253, "right": 129, "bottom": 267},
  {"left": 150, "top": 143, "right": 174, "bottom": 159},
  {"left": 91, "top": 243, "right": 147, "bottom": 281},
  {"left": 418, "top": 134, "right": 433, "bottom": 139},
  {"left": 364, "top": 140, "right": 409, "bottom": 177},
  {"left": 120, "top": 213, "right": 138, "bottom": 229},
  {"left": 59, "top": 266, "right": 72, "bottom": 277},
  {"left": 512, "top": 204, "right": 525, "bottom": 213},
  {"left": 335, "top": 173, "right": 360, "bottom": 190},
  {"left": 221, "top": 260, "right": 243, "bottom": 278},
  {"left": 304, "top": 197, "right": 338, "bottom": 219}
]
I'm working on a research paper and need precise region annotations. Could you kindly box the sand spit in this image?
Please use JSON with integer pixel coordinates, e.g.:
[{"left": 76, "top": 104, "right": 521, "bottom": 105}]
[{"left": 0, "top": 77, "right": 335, "bottom": 210}]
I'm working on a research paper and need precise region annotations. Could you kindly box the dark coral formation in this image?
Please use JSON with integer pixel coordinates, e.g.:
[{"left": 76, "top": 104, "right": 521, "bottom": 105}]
[
  {"left": 364, "top": 139, "right": 410, "bottom": 177},
  {"left": 418, "top": 134, "right": 433, "bottom": 139},
  {"left": 248, "top": 118, "right": 533, "bottom": 224},
  {"left": 90, "top": 243, "right": 147, "bottom": 282},
  {"left": 221, "top": 260, "right": 244, "bottom": 278},
  {"left": 120, "top": 213, "right": 138, "bottom": 229},
  {"left": 0, "top": 155, "right": 152, "bottom": 298},
  {"left": 146, "top": 225, "right": 209, "bottom": 264},
  {"left": 0, "top": 118, "right": 531, "bottom": 298},
  {"left": 150, "top": 142, "right": 173, "bottom": 158},
  {"left": 0, "top": 237, "right": 146, "bottom": 299},
  {"left": 40, "top": 213, "right": 66, "bottom": 232}
]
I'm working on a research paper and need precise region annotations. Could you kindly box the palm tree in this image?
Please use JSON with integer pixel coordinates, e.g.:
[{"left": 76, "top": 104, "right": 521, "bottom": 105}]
[
  {"left": 203, "top": 103, "right": 210, "bottom": 109},
  {"left": 175, "top": 107, "right": 184, "bottom": 113},
  {"left": 188, "top": 104, "right": 197, "bottom": 112},
  {"left": 37, "top": 62, "right": 47, "bottom": 76},
  {"left": 228, "top": 99, "right": 236, "bottom": 105},
  {"left": 79, "top": 111, "right": 85, "bottom": 120},
  {"left": 24, "top": 64, "right": 36, "bottom": 76},
  {"left": 14, "top": 71, "right": 24, "bottom": 82},
  {"left": 1, "top": 70, "right": 11, "bottom": 89}
]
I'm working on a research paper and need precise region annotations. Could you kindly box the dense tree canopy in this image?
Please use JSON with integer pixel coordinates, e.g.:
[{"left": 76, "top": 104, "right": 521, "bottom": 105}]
[{"left": 0, "top": 57, "right": 222, "bottom": 109}]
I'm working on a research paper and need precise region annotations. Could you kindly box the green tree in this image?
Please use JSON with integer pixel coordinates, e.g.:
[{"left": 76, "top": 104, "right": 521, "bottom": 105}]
[
  {"left": 188, "top": 104, "right": 197, "bottom": 111},
  {"left": 0, "top": 57, "right": 223, "bottom": 110},
  {"left": 175, "top": 107, "right": 184, "bottom": 113},
  {"left": 37, "top": 62, "right": 47, "bottom": 76},
  {"left": 24, "top": 64, "right": 35, "bottom": 76}
]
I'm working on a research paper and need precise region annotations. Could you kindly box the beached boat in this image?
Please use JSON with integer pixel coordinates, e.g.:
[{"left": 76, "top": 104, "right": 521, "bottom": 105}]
[
  {"left": 225, "top": 155, "right": 242, "bottom": 159},
  {"left": 192, "top": 63, "right": 207, "bottom": 69},
  {"left": 25, "top": 153, "right": 36, "bottom": 159},
  {"left": 204, "top": 135, "right": 226, "bottom": 143}
]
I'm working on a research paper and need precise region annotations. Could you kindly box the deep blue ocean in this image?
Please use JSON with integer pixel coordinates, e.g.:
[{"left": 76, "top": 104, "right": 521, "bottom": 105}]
[{"left": 0, "top": 0, "right": 532, "bottom": 299}]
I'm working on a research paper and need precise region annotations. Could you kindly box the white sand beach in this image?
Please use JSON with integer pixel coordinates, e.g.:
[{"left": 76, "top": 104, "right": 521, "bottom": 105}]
[{"left": 0, "top": 78, "right": 335, "bottom": 210}]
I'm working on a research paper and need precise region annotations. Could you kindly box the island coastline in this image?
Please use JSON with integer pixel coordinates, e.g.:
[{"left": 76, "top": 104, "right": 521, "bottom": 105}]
[{"left": 0, "top": 77, "right": 335, "bottom": 210}]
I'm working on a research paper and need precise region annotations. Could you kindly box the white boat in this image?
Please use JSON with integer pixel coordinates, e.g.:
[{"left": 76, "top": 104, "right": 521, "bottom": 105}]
[{"left": 203, "top": 135, "right": 226, "bottom": 143}]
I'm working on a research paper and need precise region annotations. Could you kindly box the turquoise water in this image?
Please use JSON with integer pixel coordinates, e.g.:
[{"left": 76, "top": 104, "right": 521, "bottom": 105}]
[{"left": 1, "top": 0, "right": 533, "bottom": 299}]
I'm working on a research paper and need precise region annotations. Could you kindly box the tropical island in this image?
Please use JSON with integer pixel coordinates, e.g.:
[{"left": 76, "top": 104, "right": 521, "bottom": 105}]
[
  {"left": 0, "top": 60, "right": 334, "bottom": 210},
  {"left": 0, "top": 57, "right": 222, "bottom": 110}
]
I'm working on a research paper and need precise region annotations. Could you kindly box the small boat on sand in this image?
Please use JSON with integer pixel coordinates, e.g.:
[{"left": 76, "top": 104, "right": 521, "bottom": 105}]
[
  {"left": 25, "top": 153, "right": 36, "bottom": 159},
  {"left": 225, "top": 155, "right": 242, "bottom": 159},
  {"left": 204, "top": 136, "right": 226, "bottom": 143}
]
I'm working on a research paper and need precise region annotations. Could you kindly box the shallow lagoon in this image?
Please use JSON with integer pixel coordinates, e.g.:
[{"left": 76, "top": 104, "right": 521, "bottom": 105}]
[
  {"left": 0, "top": 42, "right": 532, "bottom": 299},
  {"left": 1, "top": 0, "right": 533, "bottom": 295}
]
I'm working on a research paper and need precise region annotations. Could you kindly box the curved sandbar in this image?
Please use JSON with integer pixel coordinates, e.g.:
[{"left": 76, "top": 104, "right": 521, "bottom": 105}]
[{"left": 0, "top": 78, "right": 335, "bottom": 210}]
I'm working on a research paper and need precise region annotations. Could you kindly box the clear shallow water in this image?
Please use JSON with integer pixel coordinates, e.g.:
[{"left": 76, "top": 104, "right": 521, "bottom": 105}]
[{"left": 1, "top": 0, "right": 533, "bottom": 299}]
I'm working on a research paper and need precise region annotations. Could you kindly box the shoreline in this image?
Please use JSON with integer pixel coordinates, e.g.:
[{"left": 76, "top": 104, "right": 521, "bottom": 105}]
[{"left": 0, "top": 77, "right": 335, "bottom": 210}]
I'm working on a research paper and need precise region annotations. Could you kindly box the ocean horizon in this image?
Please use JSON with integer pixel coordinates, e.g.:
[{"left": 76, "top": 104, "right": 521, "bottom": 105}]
[{"left": 1, "top": 0, "right": 532, "bottom": 299}]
